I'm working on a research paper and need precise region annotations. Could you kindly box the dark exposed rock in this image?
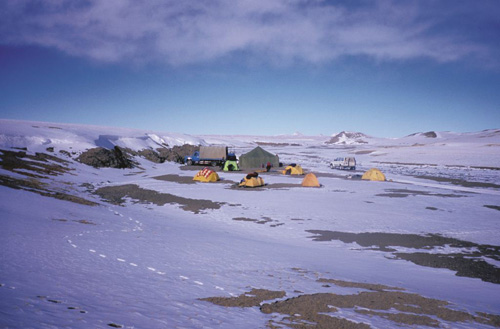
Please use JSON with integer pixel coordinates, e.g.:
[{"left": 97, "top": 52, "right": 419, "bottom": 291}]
[
  {"left": 76, "top": 144, "right": 199, "bottom": 167},
  {"left": 423, "top": 131, "right": 437, "bottom": 138},
  {"left": 77, "top": 146, "right": 134, "bottom": 168}
]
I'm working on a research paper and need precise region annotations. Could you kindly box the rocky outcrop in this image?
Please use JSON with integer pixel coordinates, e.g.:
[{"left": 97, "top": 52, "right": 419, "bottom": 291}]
[
  {"left": 77, "top": 146, "right": 134, "bottom": 169},
  {"left": 76, "top": 144, "right": 200, "bottom": 168}
]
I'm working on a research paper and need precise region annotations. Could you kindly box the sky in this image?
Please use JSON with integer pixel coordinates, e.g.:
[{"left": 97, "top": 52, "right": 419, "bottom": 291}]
[{"left": 1, "top": 0, "right": 499, "bottom": 138}]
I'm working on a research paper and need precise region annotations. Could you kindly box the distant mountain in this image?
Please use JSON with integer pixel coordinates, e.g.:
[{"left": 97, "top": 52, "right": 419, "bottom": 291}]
[
  {"left": 325, "top": 131, "right": 369, "bottom": 145},
  {"left": 406, "top": 131, "right": 438, "bottom": 138}
]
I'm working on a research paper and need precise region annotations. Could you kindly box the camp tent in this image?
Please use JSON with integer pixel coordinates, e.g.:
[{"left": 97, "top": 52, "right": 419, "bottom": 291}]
[
  {"left": 361, "top": 168, "right": 386, "bottom": 181},
  {"left": 238, "top": 172, "right": 265, "bottom": 188},
  {"left": 301, "top": 173, "right": 320, "bottom": 187},
  {"left": 223, "top": 160, "right": 239, "bottom": 171},
  {"left": 193, "top": 167, "right": 220, "bottom": 182},
  {"left": 238, "top": 146, "right": 279, "bottom": 170},
  {"left": 282, "top": 164, "right": 304, "bottom": 175}
]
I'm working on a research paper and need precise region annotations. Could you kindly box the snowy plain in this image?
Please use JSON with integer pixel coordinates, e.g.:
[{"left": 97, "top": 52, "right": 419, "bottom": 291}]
[{"left": 1, "top": 119, "right": 499, "bottom": 328}]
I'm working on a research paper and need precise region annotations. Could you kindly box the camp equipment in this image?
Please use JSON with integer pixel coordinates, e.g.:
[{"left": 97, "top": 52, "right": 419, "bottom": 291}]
[
  {"left": 282, "top": 163, "right": 304, "bottom": 175},
  {"left": 361, "top": 168, "right": 386, "bottom": 181},
  {"left": 193, "top": 167, "right": 220, "bottom": 182},
  {"left": 301, "top": 173, "right": 320, "bottom": 187},
  {"left": 239, "top": 146, "right": 279, "bottom": 170},
  {"left": 238, "top": 172, "right": 265, "bottom": 187},
  {"left": 223, "top": 159, "right": 239, "bottom": 171}
]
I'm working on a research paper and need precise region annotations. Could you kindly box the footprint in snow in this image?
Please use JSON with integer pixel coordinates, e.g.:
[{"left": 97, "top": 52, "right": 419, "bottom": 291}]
[
  {"left": 117, "top": 258, "right": 126, "bottom": 262},
  {"left": 38, "top": 296, "right": 88, "bottom": 313},
  {"left": 179, "top": 275, "right": 189, "bottom": 280},
  {"left": 194, "top": 281, "right": 204, "bottom": 286}
]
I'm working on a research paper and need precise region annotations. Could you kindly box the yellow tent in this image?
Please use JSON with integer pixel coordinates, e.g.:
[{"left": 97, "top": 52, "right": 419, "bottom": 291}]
[
  {"left": 193, "top": 167, "right": 220, "bottom": 182},
  {"left": 282, "top": 164, "right": 304, "bottom": 175},
  {"left": 239, "top": 172, "right": 265, "bottom": 188},
  {"left": 301, "top": 173, "right": 320, "bottom": 187},
  {"left": 361, "top": 168, "right": 386, "bottom": 181}
]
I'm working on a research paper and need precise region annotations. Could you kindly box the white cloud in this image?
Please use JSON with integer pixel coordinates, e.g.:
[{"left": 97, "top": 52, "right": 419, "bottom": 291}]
[{"left": 0, "top": 0, "right": 496, "bottom": 66}]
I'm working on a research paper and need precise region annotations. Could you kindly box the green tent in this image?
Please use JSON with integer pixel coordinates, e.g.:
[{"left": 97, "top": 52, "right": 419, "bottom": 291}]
[
  {"left": 223, "top": 160, "right": 239, "bottom": 171},
  {"left": 239, "top": 146, "right": 279, "bottom": 170}
]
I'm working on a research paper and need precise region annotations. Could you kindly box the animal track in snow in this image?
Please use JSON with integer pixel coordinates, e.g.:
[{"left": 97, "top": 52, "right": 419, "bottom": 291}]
[{"left": 37, "top": 295, "right": 88, "bottom": 314}]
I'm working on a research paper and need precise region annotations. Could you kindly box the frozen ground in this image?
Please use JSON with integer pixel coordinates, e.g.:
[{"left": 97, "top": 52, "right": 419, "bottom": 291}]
[{"left": 1, "top": 120, "right": 499, "bottom": 328}]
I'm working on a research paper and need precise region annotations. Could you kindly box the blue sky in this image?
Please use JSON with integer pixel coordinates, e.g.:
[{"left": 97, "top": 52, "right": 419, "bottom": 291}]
[{"left": 1, "top": 0, "right": 499, "bottom": 137}]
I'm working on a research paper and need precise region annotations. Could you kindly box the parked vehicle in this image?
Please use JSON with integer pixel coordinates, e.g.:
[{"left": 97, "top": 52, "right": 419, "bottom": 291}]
[
  {"left": 330, "top": 157, "right": 356, "bottom": 170},
  {"left": 184, "top": 146, "right": 235, "bottom": 166}
]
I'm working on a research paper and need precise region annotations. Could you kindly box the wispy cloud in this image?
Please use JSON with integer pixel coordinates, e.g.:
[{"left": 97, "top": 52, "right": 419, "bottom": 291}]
[{"left": 1, "top": 0, "right": 497, "bottom": 66}]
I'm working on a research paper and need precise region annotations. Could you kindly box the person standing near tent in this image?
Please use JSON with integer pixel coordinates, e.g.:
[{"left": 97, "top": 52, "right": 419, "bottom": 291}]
[{"left": 266, "top": 162, "right": 272, "bottom": 172}]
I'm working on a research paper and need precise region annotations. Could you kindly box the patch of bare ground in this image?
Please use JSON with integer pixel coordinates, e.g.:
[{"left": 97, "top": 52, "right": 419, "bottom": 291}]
[
  {"left": 306, "top": 231, "right": 500, "bottom": 284},
  {"left": 316, "top": 278, "right": 404, "bottom": 292},
  {"left": 353, "top": 150, "right": 375, "bottom": 155},
  {"left": 484, "top": 205, "right": 500, "bottom": 211},
  {"left": 153, "top": 174, "right": 236, "bottom": 185},
  {"left": 201, "top": 277, "right": 500, "bottom": 328},
  {"left": 373, "top": 160, "right": 438, "bottom": 167},
  {"left": 94, "top": 184, "right": 223, "bottom": 214},
  {"left": 232, "top": 217, "right": 283, "bottom": 227},
  {"left": 0, "top": 149, "right": 72, "bottom": 178},
  {"left": 153, "top": 174, "right": 198, "bottom": 184},
  {"left": 228, "top": 182, "right": 302, "bottom": 190},
  {"left": 52, "top": 218, "right": 96, "bottom": 225},
  {"left": 199, "top": 288, "right": 286, "bottom": 307},
  {"left": 0, "top": 175, "right": 98, "bottom": 206},
  {"left": 416, "top": 175, "right": 500, "bottom": 189},
  {"left": 376, "top": 188, "right": 465, "bottom": 198}
]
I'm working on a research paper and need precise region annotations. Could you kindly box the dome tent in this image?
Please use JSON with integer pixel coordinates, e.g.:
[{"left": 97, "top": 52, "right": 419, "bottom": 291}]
[
  {"left": 239, "top": 146, "right": 279, "bottom": 170},
  {"left": 193, "top": 167, "right": 220, "bottom": 182},
  {"left": 361, "top": 168, "right": 386, "bottom": 181},
  {"left": 223, "top": 160, "right": 239, "bottom": 171},
  {"left": 238, "top": 172, "right": 265, "bottom": 188},
  {"left": 301, "top": 173, "right": 320, "bottom": 187},
  {"left": 282, "top": 163, "right": 304, "bottom": 175}
]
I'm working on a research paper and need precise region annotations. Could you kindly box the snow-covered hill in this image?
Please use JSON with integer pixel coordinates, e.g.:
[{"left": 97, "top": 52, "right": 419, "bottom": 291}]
[{"left": 1, "top": 119, "right": 500, "bottom": 328}]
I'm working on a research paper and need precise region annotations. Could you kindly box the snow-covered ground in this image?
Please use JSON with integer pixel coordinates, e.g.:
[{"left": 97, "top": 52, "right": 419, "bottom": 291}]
[{"left": 1, "top": 119, "right": 499, "bottom": 328}]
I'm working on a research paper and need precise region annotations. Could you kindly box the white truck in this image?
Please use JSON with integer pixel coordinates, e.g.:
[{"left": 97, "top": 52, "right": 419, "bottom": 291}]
[{"left": 330, "top": 157, "right": 356, "bottom": 170}]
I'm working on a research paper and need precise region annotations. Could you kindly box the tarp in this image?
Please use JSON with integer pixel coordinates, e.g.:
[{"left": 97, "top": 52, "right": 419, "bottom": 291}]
[
  {"left": 223, "top": 160, "right": 239, "bottom": 171},
  {"left": 238, "top": 146, "right": 279, "bottom": 169},
  {"left": 361, "top": 168, "right": 386, "bottom": 181},
  {"left": 282, "top": 164, "right": 304, "bottom": 175},
  {"left": 193, "top": 167, "right": 220, "bottom": 182},
  {"left": 301, "top": 173, "right": 320, "bottom": 187},
  {"left": 238, "top": 172, "right": 265, "bottom": 187}
]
